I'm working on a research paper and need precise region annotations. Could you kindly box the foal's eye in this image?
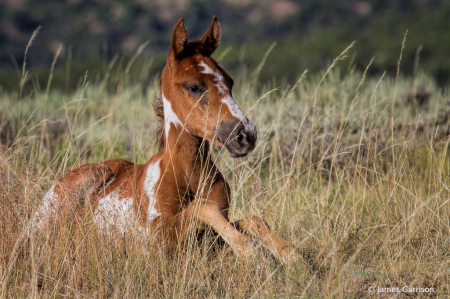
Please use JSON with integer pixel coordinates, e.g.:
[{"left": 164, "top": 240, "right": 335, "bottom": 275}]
[{"left": 187, "top": 85, "right": 201, "bottom": 94}]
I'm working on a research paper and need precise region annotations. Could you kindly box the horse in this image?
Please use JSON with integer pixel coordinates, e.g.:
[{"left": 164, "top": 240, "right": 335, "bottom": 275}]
[{"left": 33, "top": 16, "right": 298, "bottom": 263}]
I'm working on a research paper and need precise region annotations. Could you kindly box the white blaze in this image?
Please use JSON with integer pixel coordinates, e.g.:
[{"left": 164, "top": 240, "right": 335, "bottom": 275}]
[
  {"left": 220, "top": 95, "right": 250, "bottom": 125},
  {"left": 199, "top": 60, "right": 252, "bottom": 127},
  {"left": 198, "top": 61, "right": 228, "bottom": 94}
]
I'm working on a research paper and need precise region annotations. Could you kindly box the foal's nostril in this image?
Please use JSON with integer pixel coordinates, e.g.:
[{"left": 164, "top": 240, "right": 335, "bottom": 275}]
[
  {"left": 237, "top": 129, "right": 248, "bottom": 145},
  {"left": 218, "top": 119, "right": 256, "bottom": 157}
]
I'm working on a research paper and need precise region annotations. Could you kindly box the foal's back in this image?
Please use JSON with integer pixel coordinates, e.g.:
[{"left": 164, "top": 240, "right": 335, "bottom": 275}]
[{"left": 34, "top": 156, "right": 162, "bottom": 234}]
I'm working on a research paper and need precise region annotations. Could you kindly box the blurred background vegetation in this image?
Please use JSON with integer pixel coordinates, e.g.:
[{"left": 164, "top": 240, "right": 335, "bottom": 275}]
[
  {"left": 1, "top": 0, "right": 450, "bottom": 93},
  {"left": 2, "top": 2, "right": 450, "bottom": 296}
]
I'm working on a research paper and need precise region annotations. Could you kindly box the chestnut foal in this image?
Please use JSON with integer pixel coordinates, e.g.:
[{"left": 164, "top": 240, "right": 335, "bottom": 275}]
[{"left": 34, "top": 16, "right": 297, "bottom": 263}]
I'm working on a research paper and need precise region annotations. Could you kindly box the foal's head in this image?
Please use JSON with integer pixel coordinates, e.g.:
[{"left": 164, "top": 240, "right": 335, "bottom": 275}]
[{"left": 159, "top": 16, "right": 257, "bottom": 158}]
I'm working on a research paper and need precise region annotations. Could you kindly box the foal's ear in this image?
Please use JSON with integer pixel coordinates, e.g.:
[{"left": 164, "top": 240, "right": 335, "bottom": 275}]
[
  {"left": 201, "top": 16, "right": 221, "bottom": 55},
  {"left": 170, "top": 18, "right": 188, "bottom": 60}
]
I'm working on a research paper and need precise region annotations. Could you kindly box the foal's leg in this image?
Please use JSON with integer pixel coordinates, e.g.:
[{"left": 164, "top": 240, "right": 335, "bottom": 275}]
[
  {"left": 234, "top": 215, "right": 299, "bottom": 263},
  {"left": 169, "top": 199, "right": 255, "bottom": 258}
]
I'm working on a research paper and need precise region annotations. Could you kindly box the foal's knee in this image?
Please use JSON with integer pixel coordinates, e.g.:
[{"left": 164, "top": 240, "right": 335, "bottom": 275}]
[{"left": 196, "top": 199, "right": 223, "bottom": 221}]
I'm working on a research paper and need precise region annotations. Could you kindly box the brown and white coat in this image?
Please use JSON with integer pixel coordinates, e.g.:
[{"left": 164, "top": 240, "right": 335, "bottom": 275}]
[{"left": 34, "top": 16, "right": 298, "bottom": 263}]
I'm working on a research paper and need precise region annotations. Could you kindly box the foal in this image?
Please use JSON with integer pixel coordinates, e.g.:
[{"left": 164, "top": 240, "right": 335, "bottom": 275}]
[{"left": 34, "top": 16, "right": 297, "bottom": 263}]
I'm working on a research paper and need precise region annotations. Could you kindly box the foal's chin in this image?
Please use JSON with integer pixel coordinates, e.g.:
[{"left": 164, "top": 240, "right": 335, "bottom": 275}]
[
  {"left": 228, "top": 151, "right": 250, "bottom": 159},
  {"left": 225, "top": 144, "right": 256, "bottom": 159}
]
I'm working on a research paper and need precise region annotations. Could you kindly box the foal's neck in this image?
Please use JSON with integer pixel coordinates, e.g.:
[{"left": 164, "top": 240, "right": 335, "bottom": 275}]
[
  {"left": 159, "top": 124, "right": 212, "bottom": 191},
  {"left": 149, "top": 87, "right": 211, "bottom": 173},
  {"left": 165, "top": 125, "right": 210, "bottom": 165}
]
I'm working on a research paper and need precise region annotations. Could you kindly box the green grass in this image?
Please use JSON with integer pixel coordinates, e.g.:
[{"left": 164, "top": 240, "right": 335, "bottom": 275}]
[{"left": 1, "top": 42, "right": 450, "bottom": 298}]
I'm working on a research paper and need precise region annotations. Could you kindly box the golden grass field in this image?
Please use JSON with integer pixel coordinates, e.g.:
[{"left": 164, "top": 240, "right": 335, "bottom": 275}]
[{"left": 1, "top": 40, "right": 450, "bottom": 297}]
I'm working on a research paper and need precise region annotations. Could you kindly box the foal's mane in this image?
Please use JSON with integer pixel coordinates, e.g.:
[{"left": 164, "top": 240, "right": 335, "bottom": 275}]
[{"left": 153, "top": 90, "right": 165, "bottom": 151}]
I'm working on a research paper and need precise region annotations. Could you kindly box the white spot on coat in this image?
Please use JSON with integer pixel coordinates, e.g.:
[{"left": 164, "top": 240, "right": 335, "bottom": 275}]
[
  {"left": 33, "top": 184, "right": 58, "bottom": 230},
  {"left": 162, "top": 92, "right": 189, "bottom": 142},
  {"left": 95, "top": 192, "right": 134, "bottom": 235},
  {"left": 144, "top": 159, "right": 161, "bottom": 233}
]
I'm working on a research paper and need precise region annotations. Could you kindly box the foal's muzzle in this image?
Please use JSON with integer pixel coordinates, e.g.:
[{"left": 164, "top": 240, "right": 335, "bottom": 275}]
[{"left": 217, "top": 118, "right": 257, "bottom": 158}]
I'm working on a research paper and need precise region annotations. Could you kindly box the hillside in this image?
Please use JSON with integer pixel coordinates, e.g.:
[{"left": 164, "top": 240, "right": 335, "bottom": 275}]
[{"left": 1, "top": 0, "right": 450, "bottom": 91}]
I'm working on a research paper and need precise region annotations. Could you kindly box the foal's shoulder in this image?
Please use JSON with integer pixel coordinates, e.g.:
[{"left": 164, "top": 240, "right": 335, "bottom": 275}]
[{"left": 145, "top": 152, "right": 164, "bottom": 167}]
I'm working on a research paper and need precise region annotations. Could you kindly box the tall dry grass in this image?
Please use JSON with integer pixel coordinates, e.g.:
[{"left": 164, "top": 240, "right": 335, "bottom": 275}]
[{"left": 1, "top": 37, "right": 450, "bottom": 297}]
